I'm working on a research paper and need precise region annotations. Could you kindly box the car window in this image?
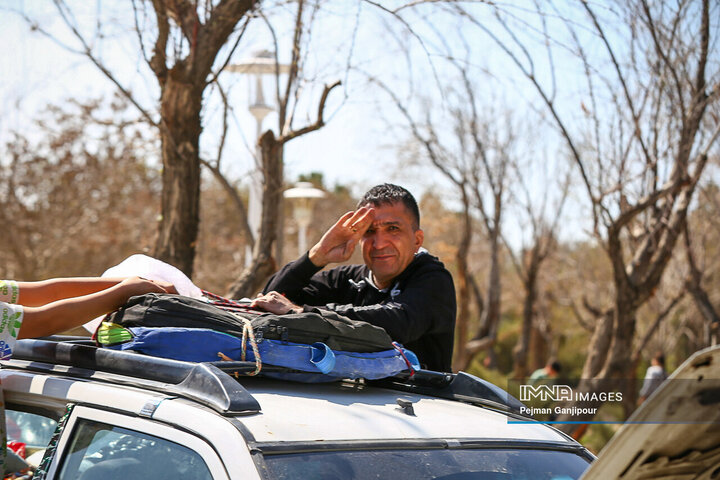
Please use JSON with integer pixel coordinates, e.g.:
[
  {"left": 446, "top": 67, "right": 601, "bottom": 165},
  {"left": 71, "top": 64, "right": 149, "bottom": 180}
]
[
  {"left": 56, "top": 419, "right": 213, "bottom": 480},
  {"left": 5, "top": 410, "right": 57, "bottom": 453},
  {"left": 263, "top": 448, "right": 591, "bottom": 480}
]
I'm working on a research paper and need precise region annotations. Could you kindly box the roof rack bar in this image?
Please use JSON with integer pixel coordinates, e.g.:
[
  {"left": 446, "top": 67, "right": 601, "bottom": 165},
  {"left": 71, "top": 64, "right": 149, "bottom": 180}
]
[
  {"left": 9, "top": 339, "right": 261, "bottom": 415},
  {"left": 374, "top": 370, "right": 526, "bottom": 414}
]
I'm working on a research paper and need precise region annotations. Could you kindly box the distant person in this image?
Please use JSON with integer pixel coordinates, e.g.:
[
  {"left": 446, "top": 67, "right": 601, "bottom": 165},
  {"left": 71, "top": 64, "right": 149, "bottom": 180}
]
[
  {"left": 251, "top": 183, "right": 456, "bottom": 372},
  {"left": 0, "top": 276, "right": 176, "bottom": 476},
  {"left": 529, "top": 359, "right": 562, "bottom": 384},
  {"left": 638, "top": 352, "right": 668, "bottom": 405}
]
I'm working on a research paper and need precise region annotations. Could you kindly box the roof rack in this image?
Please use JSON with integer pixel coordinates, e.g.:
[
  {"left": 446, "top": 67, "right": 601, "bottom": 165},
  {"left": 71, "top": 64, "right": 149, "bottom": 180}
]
[
  {"left": 202, "top": 359, "right": 526, "bottom": 415},
  {"left": 371, "top": 370, "right": 527, "bottom": 414},
  {"left": 5, "top": 337, "right": 526, "bottom": 416},
  {"left": 5, "top": 338, "right": 262, "bottom": 415}
]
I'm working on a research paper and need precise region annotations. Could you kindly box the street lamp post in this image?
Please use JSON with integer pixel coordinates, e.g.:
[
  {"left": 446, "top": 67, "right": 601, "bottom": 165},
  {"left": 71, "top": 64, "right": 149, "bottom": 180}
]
[
  {"left": 284, "top": 182, "right": 326, "bottom": 255},
  {"left": 227, "top": 50, "right": 290, "bottom": 265}
]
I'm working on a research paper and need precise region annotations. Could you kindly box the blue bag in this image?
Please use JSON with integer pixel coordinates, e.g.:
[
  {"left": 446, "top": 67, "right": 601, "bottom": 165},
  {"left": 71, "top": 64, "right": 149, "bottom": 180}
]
[{"left": 106, "top": 326, "right": 419, "bottom": 382}]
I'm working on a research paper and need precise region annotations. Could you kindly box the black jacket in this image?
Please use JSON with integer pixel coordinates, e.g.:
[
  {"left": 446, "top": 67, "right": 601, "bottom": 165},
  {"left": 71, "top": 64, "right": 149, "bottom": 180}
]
[{"left": 263, "top": 251, "right": 456, "bottom": 372}]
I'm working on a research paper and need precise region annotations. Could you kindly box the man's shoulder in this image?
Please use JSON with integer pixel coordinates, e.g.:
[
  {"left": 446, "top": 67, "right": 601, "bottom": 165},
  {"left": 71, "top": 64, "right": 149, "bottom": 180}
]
[
  {"left": 405, "top": 251, "right": 453, "bottom": 278},
  {"left": 395, "top": 251, "right": 455, "bottom": 297}
]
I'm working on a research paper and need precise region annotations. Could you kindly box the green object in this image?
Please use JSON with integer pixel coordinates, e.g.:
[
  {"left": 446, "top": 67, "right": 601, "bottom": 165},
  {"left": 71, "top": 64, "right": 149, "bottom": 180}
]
[{"left": 97, "top": 322, "right": 133, "bottom": 346}]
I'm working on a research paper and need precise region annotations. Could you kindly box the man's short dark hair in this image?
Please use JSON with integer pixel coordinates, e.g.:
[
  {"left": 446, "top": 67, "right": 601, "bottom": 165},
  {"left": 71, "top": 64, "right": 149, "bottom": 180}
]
[{"left": 357, "top": 183, "right": 420, "bottom": 229}]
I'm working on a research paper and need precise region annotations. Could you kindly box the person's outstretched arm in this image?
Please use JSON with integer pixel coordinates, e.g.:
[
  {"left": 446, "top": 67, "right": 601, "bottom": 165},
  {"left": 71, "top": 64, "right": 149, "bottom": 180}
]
[
  {"left": 11, "top": 277, "right": 134, "bottom": 307},
  {"left": 17, "top": 277, "right": 175, "bottom": 338}
]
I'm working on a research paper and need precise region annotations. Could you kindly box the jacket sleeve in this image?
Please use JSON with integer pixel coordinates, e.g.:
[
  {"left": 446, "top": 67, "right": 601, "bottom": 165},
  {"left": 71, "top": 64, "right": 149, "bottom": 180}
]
[
  {"left": 318, "top": 268, "right": 456, "bottom": 345},
  {"left": 262, "top": 253, "right": 346, "bottom": 306}
]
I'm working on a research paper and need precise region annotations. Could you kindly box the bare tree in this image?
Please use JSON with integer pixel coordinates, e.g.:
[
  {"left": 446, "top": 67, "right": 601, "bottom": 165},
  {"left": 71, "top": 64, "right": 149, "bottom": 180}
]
[
  {"left": 683, "top": 186, "right": 720, "bottom": 347},
  {"left": 224, "top": 0, "right": 341, "bottom": 297},
  {"left": 133, "top": 1, "right": 258, "bottom": 276},
  {"left": 506, "top": 164, "right": 570, "bottom": 379},
  {"left": 458, "top": 0, "right": 719, "bottom": 431},
  {"left": 21, "top": 1, "right": 258, "bottom": 276},
  {"left": 18, "top": 1, "right": 344, "bottom": 287}
]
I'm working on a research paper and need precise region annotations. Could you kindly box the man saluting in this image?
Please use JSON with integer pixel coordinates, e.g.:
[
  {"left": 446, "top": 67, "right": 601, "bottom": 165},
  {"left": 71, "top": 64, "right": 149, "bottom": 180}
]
[{"left": 252, "top": 184, "right": 456, "bottom": 372}]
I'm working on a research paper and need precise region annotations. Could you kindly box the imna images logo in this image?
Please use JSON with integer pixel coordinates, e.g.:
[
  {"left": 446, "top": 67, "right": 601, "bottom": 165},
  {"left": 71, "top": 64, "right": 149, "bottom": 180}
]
[
  {"left": 518, "top": 384, "right": 623, "bottom": 403},
  {"left": 519, "top": 384, "right": 573, "bottom": 402},
  {"left": 515, "top": 383, "right": 624, "bottom": 419}
]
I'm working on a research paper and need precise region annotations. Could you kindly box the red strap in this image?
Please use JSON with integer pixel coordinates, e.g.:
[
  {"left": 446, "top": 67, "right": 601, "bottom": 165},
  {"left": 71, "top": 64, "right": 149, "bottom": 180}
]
[
  {"left": 201, "top": 290, "right": 259, "bottom": 313},
  {"left": 392, "top": 342, "right": 417, "bottom": 377}
]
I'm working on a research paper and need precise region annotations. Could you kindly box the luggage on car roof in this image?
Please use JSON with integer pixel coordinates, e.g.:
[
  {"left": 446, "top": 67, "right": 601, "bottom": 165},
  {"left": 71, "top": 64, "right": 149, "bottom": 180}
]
[
  {"left": 104, "top": 293, "right": 395, "bottom": 352},
  {"left": 99, "top": 293, "right": 418, "bottom": 382},
  {"left": 100, "top": 325, "right": 419, "bottom": 382}
]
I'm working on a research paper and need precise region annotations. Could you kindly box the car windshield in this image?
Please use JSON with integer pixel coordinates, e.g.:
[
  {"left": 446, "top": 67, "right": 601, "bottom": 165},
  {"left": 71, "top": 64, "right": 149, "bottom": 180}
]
[{"left": 262, "top": 447, "right": 591, "bottom": 479}]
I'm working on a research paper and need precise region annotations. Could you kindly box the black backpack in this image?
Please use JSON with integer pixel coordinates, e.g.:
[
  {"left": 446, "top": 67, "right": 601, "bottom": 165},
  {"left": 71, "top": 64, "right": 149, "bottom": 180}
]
[{"left": 105, "top": 293, "right": 394, "bottom": 352}]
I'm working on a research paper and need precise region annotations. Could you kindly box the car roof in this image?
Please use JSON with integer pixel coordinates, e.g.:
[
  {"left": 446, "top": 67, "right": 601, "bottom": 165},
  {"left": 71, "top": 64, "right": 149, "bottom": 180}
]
[{"left": 237, "top": 378, "right": 573, "bottom": 444}]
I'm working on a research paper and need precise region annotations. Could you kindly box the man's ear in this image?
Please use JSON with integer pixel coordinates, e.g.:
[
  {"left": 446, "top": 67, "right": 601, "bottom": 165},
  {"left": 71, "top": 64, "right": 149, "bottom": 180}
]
[{"left": 414, "top": 229, "right": 424, "bottom": 250}]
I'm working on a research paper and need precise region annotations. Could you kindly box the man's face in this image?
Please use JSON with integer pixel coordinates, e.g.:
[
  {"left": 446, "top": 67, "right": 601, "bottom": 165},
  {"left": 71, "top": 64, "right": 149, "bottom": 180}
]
[{"left": 360, "top": 202, "right": 424, "bottom": 289}]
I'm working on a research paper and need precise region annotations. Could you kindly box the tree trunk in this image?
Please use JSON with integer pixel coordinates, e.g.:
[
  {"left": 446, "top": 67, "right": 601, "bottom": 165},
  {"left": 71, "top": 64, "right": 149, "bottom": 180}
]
[
  {"left": 153, "top": 76, "right": 202, "bottom": 276},
  {"left": 452, "top": 192, "right": 474, "bottom": 372},
  {"left": 685, "top": 223, "right": 720, "bottom": 345},
  {"left": 226, "top": 130, "right": 283, "bottom": 298},
  {"left": 513, "top": 266, "right": 538, "bottom": 378},
  {"left": 529, "top": 323, "right": 549, "bottom": 372},
  {"left": 480, "top": 230, "right": 502, "bottom": 340}
]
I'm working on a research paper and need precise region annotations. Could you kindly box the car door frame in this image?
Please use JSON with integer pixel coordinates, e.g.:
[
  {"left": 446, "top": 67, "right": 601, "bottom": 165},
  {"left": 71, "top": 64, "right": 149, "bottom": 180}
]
[{"left": 41, "top": 405, "right": 230, "bottom": 479}]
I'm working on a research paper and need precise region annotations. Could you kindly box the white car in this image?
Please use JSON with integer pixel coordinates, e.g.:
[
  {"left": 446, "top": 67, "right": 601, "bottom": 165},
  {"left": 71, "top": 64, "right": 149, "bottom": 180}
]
[
  {"left": 1, "top": 336, "right": 594, "bottom": 479},
  {"left": 0, "top": 339, "right": 720, "bottom": 480}
]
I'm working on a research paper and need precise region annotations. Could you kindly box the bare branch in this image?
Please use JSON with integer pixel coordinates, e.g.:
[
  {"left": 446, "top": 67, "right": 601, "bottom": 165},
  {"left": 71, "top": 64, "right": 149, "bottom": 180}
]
[
  {"left": 361, "top": 0, "right": 446, "bottom": 97},
  {"left": 52, "top": 0, "right": 158, "bottom": 127},
  {"left": 570, "top": 300, "right": 595, "bottom": 333},
  {"left": 207, "top": 14, "right": 252, "bottom": 85},
  {"left": 639, "top": 0, "right": 686, "bottom": 120},
  {"left": 632, "top": 289, "right": 686, "bottom": 363},
  {"left": 453, "top": 4, "right": 598, "bottom": 224},
  {"left": 581, "top": 2, "right": 653, "bottom": 166},
  {"left": 279, "top": 0, "right": 306, "bottom": 131},
  {"left": 200, "top": 157, "right": 255, "bottom": 248},
  {"left": 280, "top": 80, "right": 341, "bottom": 144},
  {"left": 131, "top": 0, "right": 152, "bottom": 66},
  {"left": 149, "top": 0, "right": 170, "bottom": 81}
]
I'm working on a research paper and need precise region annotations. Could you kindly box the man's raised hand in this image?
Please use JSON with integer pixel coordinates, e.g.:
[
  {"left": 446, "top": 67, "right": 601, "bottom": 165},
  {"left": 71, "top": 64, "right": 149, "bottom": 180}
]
[{"left": 308, "top": 206, "right": 375, "bottom": 267}]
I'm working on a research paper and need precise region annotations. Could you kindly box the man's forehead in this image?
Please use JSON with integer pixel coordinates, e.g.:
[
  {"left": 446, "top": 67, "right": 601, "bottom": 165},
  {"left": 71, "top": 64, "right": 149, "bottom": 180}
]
[
  {"left": 370, "top": 219, "right": 403, "bottom": 228},
  {"left": 370, "top": 203, "right": 413, "bottom": 222}
]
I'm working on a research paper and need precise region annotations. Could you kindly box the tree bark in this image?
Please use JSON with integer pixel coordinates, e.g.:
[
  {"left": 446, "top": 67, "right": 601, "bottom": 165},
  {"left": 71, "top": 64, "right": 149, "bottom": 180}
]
[
  {"left": 512, "top": 253, "right": 539, "bottom": 379},
  {"left": 479, "top": 228, "right": 502, "bottom": 340},
  {"left": 154, "top": 77, "right": 202, "bottom": 275},
  {"left": 452, "top": 190, "right": 474, "bottom": 372},
  {"left": 684, "top": 223, "right": 720, "bottom": 344},
  {"left": 148, "top": 0, "right": 256, "bottom": 276},
  {"left": 529, "top": 323, "right": 549, "bottom": 372}
]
